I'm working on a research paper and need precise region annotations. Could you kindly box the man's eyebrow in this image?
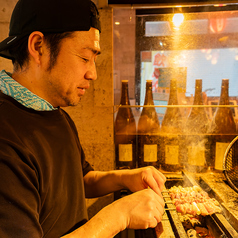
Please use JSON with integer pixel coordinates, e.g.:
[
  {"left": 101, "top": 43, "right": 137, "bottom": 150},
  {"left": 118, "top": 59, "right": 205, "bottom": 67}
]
[{"left": 84, "top": 47, "right": 101, "bottom": 56}]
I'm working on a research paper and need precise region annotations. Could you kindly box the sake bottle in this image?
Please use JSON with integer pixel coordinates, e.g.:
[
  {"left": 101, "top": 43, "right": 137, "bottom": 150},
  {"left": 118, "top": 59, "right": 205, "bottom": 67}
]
[
  {"left": 160, "top": 78, "right": 183, "bottom": 172},
  {"left": 209, "top": 79, "right": 236, "bottom": 171},
  {"left": 137, "top": 80, "right": 160, "bottom": 168},
  {"left": 114, "top": 80, "right": 136, "bottom": 169},
  {"left": 184, "top": 79, "right": 210, "bottom": 173}
]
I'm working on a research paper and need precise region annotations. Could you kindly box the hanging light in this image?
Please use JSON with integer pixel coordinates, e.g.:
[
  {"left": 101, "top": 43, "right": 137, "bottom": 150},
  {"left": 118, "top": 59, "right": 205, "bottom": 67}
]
[{"left": 172, "top": 13, "right": 184, "bottom": 28}]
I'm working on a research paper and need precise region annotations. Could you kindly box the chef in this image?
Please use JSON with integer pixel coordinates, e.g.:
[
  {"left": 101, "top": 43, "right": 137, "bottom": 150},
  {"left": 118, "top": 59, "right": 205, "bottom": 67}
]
[{"left": 0, "top": 0, "right": 166, "bottom": 237}]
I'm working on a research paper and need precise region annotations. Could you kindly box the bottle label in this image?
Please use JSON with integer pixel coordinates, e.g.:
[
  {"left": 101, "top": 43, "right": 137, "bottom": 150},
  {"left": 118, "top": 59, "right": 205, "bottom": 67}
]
[
  {"left": 187, "top": 146, "right": 205, "bottom": 166},
  {"left": 215, "top": 142, "right": 229, "bottom": 170},
  {"left": 119, "top": 144, "right": 133, "bottom": 162},
  {"left": 144, "top": 144, "right": 157, "bottom": 162},
  {"left": 165, "top": 145, "right": 179, "bottom": 165}
]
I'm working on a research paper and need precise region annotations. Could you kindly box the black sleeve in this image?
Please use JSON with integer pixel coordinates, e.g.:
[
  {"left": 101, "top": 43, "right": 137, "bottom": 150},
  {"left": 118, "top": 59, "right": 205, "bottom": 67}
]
[
  {"left": 80, "top": 145, "right": 94, "bottom": 177},
  {"left": 61, "top": 108, "right": 94, "bottom": 176},
  {"left": 0, "top": 140, "right": 43, "bottom": 238}
]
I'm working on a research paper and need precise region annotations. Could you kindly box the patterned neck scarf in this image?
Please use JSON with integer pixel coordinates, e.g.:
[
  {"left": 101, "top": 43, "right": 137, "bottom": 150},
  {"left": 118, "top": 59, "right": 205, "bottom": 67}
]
[{"left": 0, "top": 70, "right": 57, "bottom": 111}]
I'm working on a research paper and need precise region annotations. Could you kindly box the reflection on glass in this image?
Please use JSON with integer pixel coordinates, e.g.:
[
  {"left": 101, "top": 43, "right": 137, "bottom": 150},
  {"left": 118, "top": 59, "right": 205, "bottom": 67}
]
[
  {"left": 113, "top": 6, "right": 238, "bottom": 117},
  {"left": 139, "top": 10, "right": 238, "bottom": 122},
  {"left": 172, "top": 13, "right": 184, "bottom": 28}
]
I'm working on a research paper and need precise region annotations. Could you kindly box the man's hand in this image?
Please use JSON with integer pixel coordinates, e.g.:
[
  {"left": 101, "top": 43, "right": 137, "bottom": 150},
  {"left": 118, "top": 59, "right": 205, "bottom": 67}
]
[
  {"left": 120, "top": 166, "right": 166, "bottom": 196},
  {"left": 62, "top": 187, "right": 165, "bottom": 238},
  {"left": 113, "top": 188, "right": 165, "bottom": 230},
  {"left": 67, "top": 167, "right": 166, "bottom": 238},
  {"left": 115, "top": 166, "right": 166, "bottom": 230},
  {"left": 84, "top": 166, "right": 166, "bottom": 199}
]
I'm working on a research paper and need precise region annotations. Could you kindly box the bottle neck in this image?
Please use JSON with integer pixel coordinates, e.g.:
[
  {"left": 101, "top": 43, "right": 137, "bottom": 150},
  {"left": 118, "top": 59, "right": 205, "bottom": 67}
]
[
  {"left": 144, "top": 81, "right": 154, "bottom": 105},
  {"left": 193, "top": 80, "right": 203, "bottom": 105},
  {"left": 219, "top": 79, "right": 229, "bottom": 105},
  {"left": 120, "top": 81, "right": 130, "bottom": 105},
  {"left": 168, "top": 80, "right": 178, "bottom": 105}
]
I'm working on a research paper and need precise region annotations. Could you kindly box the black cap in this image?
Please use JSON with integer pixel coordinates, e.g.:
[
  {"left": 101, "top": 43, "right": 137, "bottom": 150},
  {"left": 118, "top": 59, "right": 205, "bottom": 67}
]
[{"left": 0, "top": 0, "right": 101, "bottom": 60}]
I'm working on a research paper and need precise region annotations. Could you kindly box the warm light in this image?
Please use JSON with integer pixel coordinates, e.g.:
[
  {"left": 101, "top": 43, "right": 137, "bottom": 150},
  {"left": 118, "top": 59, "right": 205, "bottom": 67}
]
[
  {"left": 172, "top": 13, "right": 184, "bottom": 28},
  {"left": 210, "top": 18, "right": 226, "bottom": 33},
  {"left": 206, "top": 54, "right": 212, "bottom": 60},
  {"left": 211, "top": 57, "right": 218, "bottom": 65},
  {"left": 115, "top": 21, "right": 120, "bottom": 25},
  {"left": 214, "top": 4, "right": 226, "bottom": 7}
]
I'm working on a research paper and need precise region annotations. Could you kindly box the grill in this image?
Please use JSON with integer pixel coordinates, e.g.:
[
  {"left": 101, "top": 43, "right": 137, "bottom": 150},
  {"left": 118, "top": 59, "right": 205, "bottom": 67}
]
[
  {"left": 224, "top": 136, "right": 238, "bottom": 194},
  {"left": 133, "top": 171, "right": 238, "bottom": 238}
]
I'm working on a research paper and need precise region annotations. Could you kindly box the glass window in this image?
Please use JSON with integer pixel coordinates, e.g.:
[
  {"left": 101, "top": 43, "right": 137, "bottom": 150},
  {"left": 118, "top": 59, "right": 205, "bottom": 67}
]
[{"left": 113, "top": 5, "right": 238, "bottom": 121}]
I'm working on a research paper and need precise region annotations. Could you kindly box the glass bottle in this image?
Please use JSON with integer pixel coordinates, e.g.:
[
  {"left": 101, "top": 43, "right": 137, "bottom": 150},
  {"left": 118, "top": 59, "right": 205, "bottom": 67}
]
[
  {"left": 184, "top": 79, "right": 210, "bottom": 173},
  {"left": 209, "top": 79, "right": 236, "bottom": 171},
  {"left": 114, "top": 80, "right": 136, "bottom": 169},
  {"left": 137, "top": 80, "right": 160, "bottom": 168},
  {"left": 160, "top": 78, "right": 183, "bottom": 172}
]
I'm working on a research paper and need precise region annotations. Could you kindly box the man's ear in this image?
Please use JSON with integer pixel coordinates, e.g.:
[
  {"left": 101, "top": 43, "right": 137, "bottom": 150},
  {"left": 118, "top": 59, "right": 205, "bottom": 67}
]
[{"left": 28, "top": 31, "right": 45, "bottom": 64}]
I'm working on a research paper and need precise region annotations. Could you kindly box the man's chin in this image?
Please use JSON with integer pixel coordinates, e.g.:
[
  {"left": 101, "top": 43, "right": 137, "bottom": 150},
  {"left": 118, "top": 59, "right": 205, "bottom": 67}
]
[{"left": 68, "top": 97, "right": 82, "bottom": 107}]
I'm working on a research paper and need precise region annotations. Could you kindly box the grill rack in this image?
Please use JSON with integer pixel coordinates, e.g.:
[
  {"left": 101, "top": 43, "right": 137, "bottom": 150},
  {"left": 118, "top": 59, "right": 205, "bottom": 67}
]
[
  {"left": 115, "top": 172, "right": 238, "bottom": 238},
  {"left": 161, "top": 189, "right": 188, "bottom": 237},
  {"left": 157, "top": 173, "right": 238, "bottom": 238}
]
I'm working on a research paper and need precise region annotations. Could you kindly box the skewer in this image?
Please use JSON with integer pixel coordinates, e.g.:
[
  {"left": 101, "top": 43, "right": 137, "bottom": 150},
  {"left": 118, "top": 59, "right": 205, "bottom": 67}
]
[{"left": 164, "top": 208, "right": 176, "bottom": 211}]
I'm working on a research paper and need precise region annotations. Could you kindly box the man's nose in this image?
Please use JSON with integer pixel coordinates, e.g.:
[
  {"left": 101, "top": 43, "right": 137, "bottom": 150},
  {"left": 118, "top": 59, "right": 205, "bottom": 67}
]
[{"left": 85, "top": 61, "right": 97, "bottom": 81}]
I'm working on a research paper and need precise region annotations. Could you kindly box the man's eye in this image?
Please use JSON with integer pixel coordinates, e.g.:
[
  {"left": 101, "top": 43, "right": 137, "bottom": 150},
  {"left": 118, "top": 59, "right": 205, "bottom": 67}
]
[
  {"left": 82, "top": 57, "right": 89, "bottom": 63},
  {"left": 77, "top": 55, "right": 89, "bottom": 63}
]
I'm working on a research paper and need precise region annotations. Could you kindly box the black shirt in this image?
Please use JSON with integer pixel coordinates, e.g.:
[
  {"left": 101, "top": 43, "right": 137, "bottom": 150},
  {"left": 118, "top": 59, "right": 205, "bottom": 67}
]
[{"left": 0, "top": 92, "right": 93, "bottom": 237}]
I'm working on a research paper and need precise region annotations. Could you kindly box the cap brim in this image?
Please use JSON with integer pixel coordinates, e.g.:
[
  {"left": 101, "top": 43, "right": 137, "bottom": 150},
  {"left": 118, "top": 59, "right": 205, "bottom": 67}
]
[{"left": 0, "top": 35, "right": 20, "bottom": 60}]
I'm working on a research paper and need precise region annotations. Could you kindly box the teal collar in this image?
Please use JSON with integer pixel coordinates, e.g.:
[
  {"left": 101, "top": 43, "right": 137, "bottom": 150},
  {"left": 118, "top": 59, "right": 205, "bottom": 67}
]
[{"left": 0, "top": 70, "right": 57, "bottom": 111}]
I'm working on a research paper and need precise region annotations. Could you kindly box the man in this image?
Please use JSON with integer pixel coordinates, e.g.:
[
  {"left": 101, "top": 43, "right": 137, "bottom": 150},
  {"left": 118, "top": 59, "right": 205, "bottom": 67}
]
[{"left": 0, "top": 0, "right": 166, "bottom": 237}]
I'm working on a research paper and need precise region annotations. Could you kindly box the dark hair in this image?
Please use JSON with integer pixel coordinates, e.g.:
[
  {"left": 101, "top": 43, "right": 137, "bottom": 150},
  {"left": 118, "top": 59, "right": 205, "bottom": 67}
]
[
  {"left": 9, "top": 35, "right": 29, "bottom": 69},
  {"left": 9, "top": 32, "right": 75, "bottom": 71}
]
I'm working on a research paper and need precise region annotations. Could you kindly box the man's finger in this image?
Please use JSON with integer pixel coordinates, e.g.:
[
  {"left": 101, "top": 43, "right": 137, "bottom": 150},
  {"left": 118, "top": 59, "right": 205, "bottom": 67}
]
[
  {"left": 153, "top": 170, "right": 166, "bottom": 191},
  {"left": 143, "top": 175, "right": 162, "bottom": 196}
]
